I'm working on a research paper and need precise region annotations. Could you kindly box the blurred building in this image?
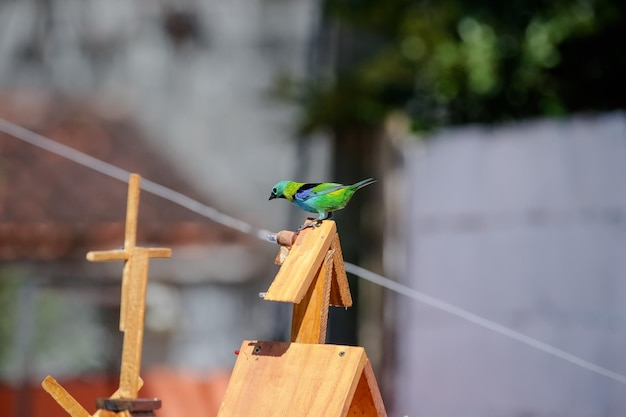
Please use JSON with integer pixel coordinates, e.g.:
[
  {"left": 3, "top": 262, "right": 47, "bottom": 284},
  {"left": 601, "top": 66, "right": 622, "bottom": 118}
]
[
  {"left": 0, "top": 94, "right": 276, "bottom": 410},
  {"left": 0, "top": 1, "right": 328, "bottom": 416},
  {"left": 0, "top": 0, "right": 330, "bottom": 231},
  {"left": 395, "top": 113, "right": 626, "bottom": 417}
]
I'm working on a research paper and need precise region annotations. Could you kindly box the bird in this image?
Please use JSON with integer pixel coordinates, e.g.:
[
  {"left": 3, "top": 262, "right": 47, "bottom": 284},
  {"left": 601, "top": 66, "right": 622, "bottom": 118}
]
[{"left": 268, "top": 178, "right": 377, "bottom": 230}]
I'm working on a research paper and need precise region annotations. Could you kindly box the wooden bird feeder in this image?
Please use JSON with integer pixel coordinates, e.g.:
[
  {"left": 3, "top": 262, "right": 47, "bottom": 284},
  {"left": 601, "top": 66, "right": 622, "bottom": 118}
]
[
  {"left": 42, "top": 174, "right": 170, "bottom": 417},
  {"left": 39, "top": 174, "right": 385, "bottom": 416},
  {"left": 217, "top": 220, "right": 387, "bottom": 417}
]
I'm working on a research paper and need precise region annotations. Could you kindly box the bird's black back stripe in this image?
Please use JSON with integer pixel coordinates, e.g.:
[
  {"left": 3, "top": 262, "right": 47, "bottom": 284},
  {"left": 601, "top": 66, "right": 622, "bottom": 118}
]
[
  {"left": 295, "top": 182, "right": 321, "bottom": 199},
  {"left": 297, "top": 183, "right": 320, "bottom": 193}
]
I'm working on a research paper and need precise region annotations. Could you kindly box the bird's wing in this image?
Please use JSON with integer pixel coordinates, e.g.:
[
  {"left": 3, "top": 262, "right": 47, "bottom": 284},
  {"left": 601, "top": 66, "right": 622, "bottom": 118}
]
[{"left": 295, "top": 182, "right": 344, "bottom": 200}]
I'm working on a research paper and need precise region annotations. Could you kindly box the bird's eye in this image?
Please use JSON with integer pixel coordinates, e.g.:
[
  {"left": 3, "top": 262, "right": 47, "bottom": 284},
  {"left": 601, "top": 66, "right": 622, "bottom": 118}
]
[{"left": 272, "top": 187, "right": 277, "bottom": 194}]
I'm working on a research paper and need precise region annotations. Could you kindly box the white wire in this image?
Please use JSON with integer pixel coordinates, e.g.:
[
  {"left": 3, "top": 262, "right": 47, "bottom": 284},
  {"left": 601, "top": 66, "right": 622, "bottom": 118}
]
[
  {"left": 344, "top": 262, "right": 626, "bottom": 385},
  {"left": 2, "top": 117, "right": 625, "bottom": 385},
  {"left": 0, "top": 119, "right": 273, "bottom": 240}
]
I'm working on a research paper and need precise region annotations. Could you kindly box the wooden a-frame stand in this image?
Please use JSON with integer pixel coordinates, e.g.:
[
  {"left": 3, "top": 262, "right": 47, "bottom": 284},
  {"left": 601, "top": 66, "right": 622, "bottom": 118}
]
[
  {"left": 217, "top": 220, "right": 387, "bottom": 417},
  {"left": 41, "top": 174, "right": 171, "bottom": 417}
]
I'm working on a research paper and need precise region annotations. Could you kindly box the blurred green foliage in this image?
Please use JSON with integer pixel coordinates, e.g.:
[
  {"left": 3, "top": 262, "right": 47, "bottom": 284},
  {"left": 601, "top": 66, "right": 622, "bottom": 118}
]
[
  {"left": 284, "top": 0, "right": 625, "bottom": 133},
  {"left": 0, "top": 269, "right": 107, "bottom": 380}
]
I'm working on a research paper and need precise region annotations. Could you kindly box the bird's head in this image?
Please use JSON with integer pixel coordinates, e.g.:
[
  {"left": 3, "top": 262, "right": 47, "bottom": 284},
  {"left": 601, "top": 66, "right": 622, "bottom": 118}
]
[{"left": 269, "top": 181, "right": 291, "bottom": 201}]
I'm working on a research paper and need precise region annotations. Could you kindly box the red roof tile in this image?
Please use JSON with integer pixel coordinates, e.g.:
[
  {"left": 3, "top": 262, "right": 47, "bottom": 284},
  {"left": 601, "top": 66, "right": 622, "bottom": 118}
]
[{"left": 0, "top": 369, "right": 230, "bottom": 417}]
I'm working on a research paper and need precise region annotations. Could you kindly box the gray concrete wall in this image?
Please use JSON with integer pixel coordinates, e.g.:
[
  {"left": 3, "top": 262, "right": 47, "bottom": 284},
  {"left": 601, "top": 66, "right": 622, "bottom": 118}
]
[{"left": 396, "top": 113, "right": 626, "bottom": 416}]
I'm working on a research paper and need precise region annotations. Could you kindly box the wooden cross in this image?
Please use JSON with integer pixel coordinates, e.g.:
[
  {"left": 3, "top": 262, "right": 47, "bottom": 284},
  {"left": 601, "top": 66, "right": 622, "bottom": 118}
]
[
  {"left": 86, "top": 173, "right": 171, "bottom": 398},
  {"left": 42, "top": 173, "right": 171, "bottom": 416}
]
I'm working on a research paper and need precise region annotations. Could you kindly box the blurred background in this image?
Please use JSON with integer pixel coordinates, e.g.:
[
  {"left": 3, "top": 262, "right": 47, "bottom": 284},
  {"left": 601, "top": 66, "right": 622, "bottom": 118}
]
[{"left": 1, "top": 0, "right": 625, "bottom": 416}]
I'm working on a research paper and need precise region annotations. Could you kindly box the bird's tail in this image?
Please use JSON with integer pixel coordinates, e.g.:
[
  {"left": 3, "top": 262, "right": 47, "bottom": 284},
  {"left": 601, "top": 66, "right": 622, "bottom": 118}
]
[{"left": 352, "top": 178, "right": 377, "bottom": 190}]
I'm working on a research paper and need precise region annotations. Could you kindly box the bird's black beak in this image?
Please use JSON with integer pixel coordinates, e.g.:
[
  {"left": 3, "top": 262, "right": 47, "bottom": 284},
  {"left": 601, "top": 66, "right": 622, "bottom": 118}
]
[{"left": 269, "top": 193, "right": 276, "bottom": 200}]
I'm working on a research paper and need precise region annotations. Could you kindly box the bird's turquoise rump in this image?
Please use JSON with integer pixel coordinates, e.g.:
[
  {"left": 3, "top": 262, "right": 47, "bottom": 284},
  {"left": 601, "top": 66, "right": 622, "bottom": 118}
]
[{"left": 269, "top": 178, "right": 376, "bottom": 229}]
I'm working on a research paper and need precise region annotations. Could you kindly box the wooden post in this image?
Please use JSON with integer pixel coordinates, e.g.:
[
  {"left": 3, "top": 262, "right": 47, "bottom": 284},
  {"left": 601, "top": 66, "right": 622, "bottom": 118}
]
[
  {"left": 42, "top": 173, "right": 170, "bottom": 416},
  {"left": 290, "top": 247, "right": 333, "bottom": 343},
  {"left": 86, "top": 174, "right": 171, "bottom": 398}
]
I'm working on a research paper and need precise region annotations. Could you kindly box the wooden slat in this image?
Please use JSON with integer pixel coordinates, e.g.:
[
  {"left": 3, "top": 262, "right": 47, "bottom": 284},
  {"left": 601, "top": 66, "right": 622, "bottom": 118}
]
[
  {"left": 86, "top": 248, "right": 170, "bottom": 262},
  {"left": 217, "top": 341, "right": 368, "bottom": 417},
  {"left": 290, "top": 248, "right": 333, "bottom": 343},
  {"left": 120, "top": 257, "right": 131, "bottom": 332},
  {"left": 86, "top": 249, "right": 129, "bottom": 262},
  {"left": 118, "top": 247, "right": 149, "bottom": 398},
  {"left": 42, "top": 375, "right": 146, "bottom": 417},
  {"left": 146, "top": 248, "right": 172, "bottom": 258},
  {"left": 124, "top": 174, "right": 140, "bottom": 251},
  {"left": 264, "top": 221, "right": 337, "bottom": 303},
  {"left": 346, "top": 360, "right": 387, "bottom": 416},
  {"left": 41, "top": 376, "right": 91, "bottom": 417},
  {"left": 329, "top": 234, "right": 352, "bottom": 307}
]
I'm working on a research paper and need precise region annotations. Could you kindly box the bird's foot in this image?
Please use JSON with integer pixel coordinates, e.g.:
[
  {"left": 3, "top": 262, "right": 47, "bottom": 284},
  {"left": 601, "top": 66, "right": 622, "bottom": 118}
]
[{"left": 297, "top": 219, "right": 323, "bottom": 232}]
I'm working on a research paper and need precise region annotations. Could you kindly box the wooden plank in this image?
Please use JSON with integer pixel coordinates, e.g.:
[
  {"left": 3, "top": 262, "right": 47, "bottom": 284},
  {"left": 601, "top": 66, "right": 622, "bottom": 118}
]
[
  {"left": 118, "top": 247, "right": 149, "bottom": 398},
  {"left": 88, "top": 247, "right": 171, "bottom": 262},
  {"left": 43, "top": 375, "right": 145, "bottom": 417},
  {"left": 346, "top": 360, "right": 387, "bottom": 416},
  {"left": 124, "top": 174, "right": 140, "bottom": 250},
  {"left": 146, "top": 248, "right": 172, "bottom": 258},
  {"left": 329, "top": 234, "right": 352, "bottom": 307},
  {"left": 264, "top": 221, "right": 336, "bottom": 303},
  {"left": 120, "top": 258, "right": 131, "bottom": 332},
  {"left": 217, "top": 341, "right": 367, "bottom": 417},
  {"left": 41, "top": 375, "right": 91, "bottom": 417},
  {"left": 122, "top": 174, "right": 140, "bottom": 334},
  {"left": 86, "top": 249, "right": 129, "bottom": 262},
  {"left": 290, "top": 248, "right": 333, "bottom": 343}
]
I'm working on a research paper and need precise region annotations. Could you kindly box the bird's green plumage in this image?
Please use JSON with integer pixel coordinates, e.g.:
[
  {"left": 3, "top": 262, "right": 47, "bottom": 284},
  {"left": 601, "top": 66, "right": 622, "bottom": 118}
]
[
  {"left": 280, "top": 181, "right": 303, "bottom": 202},
  {"left": 309, "top": 182, "right": 343, "bottom": 194},
  {"left": 269, "top": 178, "right": 376, "bottom": 226}
]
